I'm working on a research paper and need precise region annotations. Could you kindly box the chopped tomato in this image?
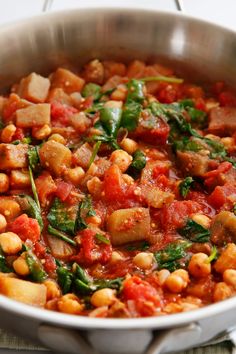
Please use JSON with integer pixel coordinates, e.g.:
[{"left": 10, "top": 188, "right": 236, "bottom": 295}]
[
  {"left": 9, "top": 214, "right": 40, "bottom": 243},
  {"left": 152, "top": 164, "right": 169, "bottom": 178},
  {"left": 208, "top": 183, "right": 236, "bottom": 209},
  {"left": 159, "top": 200, "right": 202, "bottom": 230},
  {"left": 158, "top": 85, "right": 177, "bottom": 103},
  {"left": 44, "top": 254, "right": 56, "bottom": 273},
  {"left": 203, "top": 161, "right": 232, "bottom": 188},
  {"left": 72, "top": 229, "right": 112, "bottom": 265},
  {"left": 51, "top": 101, "right": 77, "bottom": 125},
  {"left": 34, "top": 242, "right": 46, "bottom": 258},
  {"left": 123, "top": 276, "right": 162, "bottom": 316},
  {"left": 78, "top": 96, "right": 93, "bottom": 111},
  {"left": 103, "top": 165, "right": 125, "bottom": 202},
  {"left": 219, "top": 91, "right": 236, "bottom": 106},
  {"left": 12, "top": 127, "right": 24, "bottom": 141},
  {"left": 55, "top": 180, "right": 73, "bottom": 201},
  {"left": 35, "top": 172, "right": 57, "bottom": 207}
]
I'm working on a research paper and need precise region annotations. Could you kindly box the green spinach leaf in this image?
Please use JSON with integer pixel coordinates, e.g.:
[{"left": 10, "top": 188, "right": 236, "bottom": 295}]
[{"left": 178, "top": 219, "right": 210, "bottom": 243}]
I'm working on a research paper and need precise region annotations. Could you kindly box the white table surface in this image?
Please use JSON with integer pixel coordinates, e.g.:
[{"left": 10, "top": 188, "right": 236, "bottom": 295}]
[{"left": 0, "top": 0, "right": 234, "bottom": 353}]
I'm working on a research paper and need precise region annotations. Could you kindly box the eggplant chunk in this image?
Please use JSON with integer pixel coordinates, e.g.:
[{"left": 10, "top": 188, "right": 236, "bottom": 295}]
[
  {"left": 39, "top": 140, "right": 72, "bottom": 176},
  {"left": 215, "top": 243, "right": 236, "bottom": 273},
  {"left": 210, "top": 211, "right": 236, "bottom": 246},
  {"left": 209, "top": 107, "right": 236, "bottom": 136},
  {"left": 177, "top": 150, "right": 209, "bottom": 177},
  {"left": 16, "top": 103, "right": 50, "bottom": 128},
  {"left": 0, "top": 275, "right": 47, "bottom": 307},
  {"left": 17, "top": 73, "right": 50, "bottom": 103},
  {"left": 0, "top": 144, "right": 28, "bottom": 170},
  {"left": 107, "top": 207, "right": 150, "bottom": 246}
]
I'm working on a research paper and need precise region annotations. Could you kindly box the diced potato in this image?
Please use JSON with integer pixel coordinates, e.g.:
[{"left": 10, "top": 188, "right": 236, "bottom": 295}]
[
  {"left": 0, "top": 276, "right": 46, "bottom": 307},
  {"left": 142, "top": 186, "right": 174, "bottom": 208},
  {"left": 16, "top": 103, "right": 50, "bottom": 128},
  {"left": 47, "top": 234, "right": 76, "bottom": 259},
  {"left": 10, "top": 170, "right": 30, "bottom": 188},
  {"left": 47, "top": 88, "right": 72, "bottom": 105},
  {"left": 69, "top": 112, "right": 91, "bottom": 133},
  {"left": 39, "top": 140, "right": 72, "bottom": 176},
  {"left": 72, "top": 143, "right": 94, "bottom": 169},
  {"left": 17, "top": 73, "right": 50, "bottom": 103},
  {"left": 107, "top": 207, "right": 150, "bottom": 246},
  {"left": 0, "top": 198, "right": 21, "bottom": 221},
  {"left": 211, "top": 211, "right": 236, "bottom": 245},
  {"left": 50, "top": 68, "right": 85, "bottom": 94},
  {"left": 215, "top": 243, "right": 236, "bottom": 273},
  {"left": 0, "top": 144, "right": 28, "bottom": 170}
]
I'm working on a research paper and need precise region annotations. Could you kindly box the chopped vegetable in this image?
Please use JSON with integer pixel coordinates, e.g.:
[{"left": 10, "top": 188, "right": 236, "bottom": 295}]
[
  {"left": 178, "top": 219, "right": 210, "bottom": 243},
  {"left": 76, "top": 195, "right": 96, "bottom": 231},
  {"left": 48, "top": 225, "right": 77, "bottom": 247},
  {"left": 154, "top": 241, "right": 191, "bottom": 272},
  {"left": 17, "top": 194, "right": 43, "bottom": 231},
  {"left": 47, "top": 198, "right": 78, "bottom": 235},
  {"left": 179, "top": 177, "right": 194, "bottom": 198},
  {"left": 25, "top": 250, "right": 47, "bottom": 282}
]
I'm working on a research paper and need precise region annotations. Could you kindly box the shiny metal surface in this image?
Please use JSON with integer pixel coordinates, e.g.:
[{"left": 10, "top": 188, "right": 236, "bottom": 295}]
[
  {"left": 0, "top": 8, "right": 236, "bottom": 92},
  {"left": 0, "top": 7, "right": 236, "bottom": 353}
]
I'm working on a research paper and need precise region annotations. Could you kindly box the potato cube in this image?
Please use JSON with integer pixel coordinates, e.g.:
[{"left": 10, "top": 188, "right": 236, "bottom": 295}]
[
  {"left": 17, "top": 73, "right": 50, "bottom": 103},
  {"left": 16, "top": 103, "right": 50, "bottom": 128},
  {"left": 39, "top": 140, "right": 72, "bottom": 176},
  {"left": 50, "top": 68, "right": 85, "bottom": 94},
  {"left": 107, "top": 207, "right": 150, "bottom": 245},
  {"left": 0, "top": 276, "right": 46, "bottom": 307},
  {"left": 215, "top": 243, "right": 236, "bottom": 273},
  {"left": 0, "top": 144, "right": 28, "bottom": 170}
]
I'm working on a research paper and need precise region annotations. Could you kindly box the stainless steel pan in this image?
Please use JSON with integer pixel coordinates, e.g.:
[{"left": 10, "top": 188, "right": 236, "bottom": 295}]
[{"left": 0, "top": 7, "right": 236, "bottom": 354}]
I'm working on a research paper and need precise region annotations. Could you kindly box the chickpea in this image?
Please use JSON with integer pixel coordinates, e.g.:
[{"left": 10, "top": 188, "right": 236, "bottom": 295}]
[
  {"left": 165, "top": 269, "right": 189, "bottom": 293},
  {"left": 32, "top": 124, "right": 52, "bottom": 140},
  {"left": 223, "top": 269, "right": 236, "bottom": 288},
  {"left": 13, "top": 256, "right": 30, "bottom": 276},
  {"left": 10, "top": 170, "right": 30, "bottom": 188},
  {"left": 44, "top": 279, "right": 61, "bottom": 300},
  {"left": 111, "top": 251, "right": 124, "bottom": 263},
  {"left": 91, "top": 288, "right": 117, "bottom": 307},
  {"left": 122, "top": 174, "right": 134, "bottom": 186},
  {"left": 188, "top": 253, "right": 211, "bottom": 278},
  {"left": 0, "top": 214, "right": 6, "bottom": 232},
  {"left": 58, "top": 294, "right": 83, "bottom": 314},
  {"left": 120, "top": 138, "right": 138, "bottom": 155},
  {"left": 133, "top": 252, "right": 154, "bottom": 270},
  {"left": 87, "top": 177, "right": 103, "bottom": 197},
  {"left": 1, "top": 124, "right": 16, "bottom": 143},
  {"left": 110, "top": 150, "right": 132, "bottom": 172},
  {"left": 48, "top": 133, "right": 66, "bottom": 145},
  {"left": 0, "top": 199, "right": 21, "bottom": 221},
  {"left": 191, "top": 214, "right": 211, "bottom": 229},
  {"left": 0, "top": 173, "right": 9, "bottom": 193},
  {"left": 66, "top": 167, "right": 85, "bottom": 186},
  {"left": 104, "top": 100, "right": 123, "bottom": 109},
  {"left": 221, "top": 137, "right": 234, "bottom": 149},
  {"left": 157, "top": 269, "right": 170, "bottom": 286},
  {"left": 213, "top": 282, "right": 233, "bottom": 302},
  {"left": 165, "top": 274, "right": 185, "bottom": 293},
  {"left": 0, "top": 232, "right": 22, "bottom": 254}
]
